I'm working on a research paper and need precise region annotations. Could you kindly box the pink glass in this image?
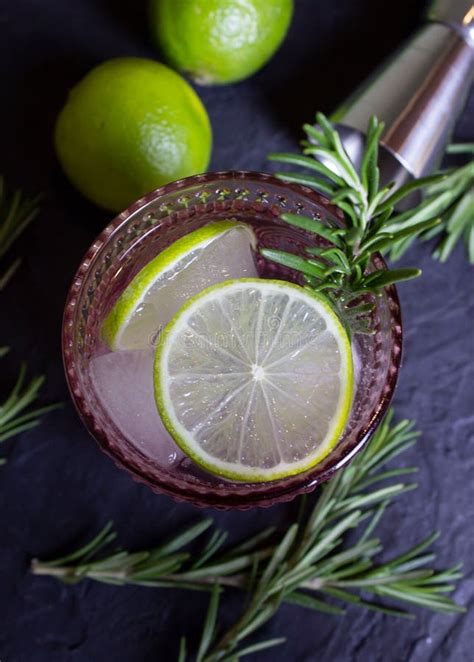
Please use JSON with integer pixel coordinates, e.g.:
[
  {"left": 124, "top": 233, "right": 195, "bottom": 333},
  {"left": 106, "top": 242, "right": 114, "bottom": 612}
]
[{"left": 62, "top": 171, "right": 402, "bottom": 509}]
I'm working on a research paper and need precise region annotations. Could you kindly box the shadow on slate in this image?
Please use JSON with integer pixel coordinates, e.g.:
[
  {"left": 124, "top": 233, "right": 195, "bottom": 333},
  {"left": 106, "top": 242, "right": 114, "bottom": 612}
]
[{"left": 258, "top": 0, "right": 430, "bottom": 137}]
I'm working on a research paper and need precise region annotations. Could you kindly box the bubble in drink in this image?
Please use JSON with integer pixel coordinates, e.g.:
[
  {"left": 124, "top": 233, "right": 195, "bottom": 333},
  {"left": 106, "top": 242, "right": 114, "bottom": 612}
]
[{"left": 352, "top": 340, "right": 362, "bottom": 385}]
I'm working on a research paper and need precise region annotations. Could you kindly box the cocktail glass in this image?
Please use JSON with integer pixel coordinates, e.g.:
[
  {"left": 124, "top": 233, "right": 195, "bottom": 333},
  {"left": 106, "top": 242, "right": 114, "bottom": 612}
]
[{"left": 62, "top": 171, "right": 402, "bottom": 509}]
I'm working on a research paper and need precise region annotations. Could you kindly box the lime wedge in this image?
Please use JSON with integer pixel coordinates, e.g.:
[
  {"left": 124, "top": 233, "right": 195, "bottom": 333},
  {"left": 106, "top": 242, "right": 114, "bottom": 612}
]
[
  {"left": 155, "top": 278, "right": 353, "bottom": 482},
  {"left": 102, "top": 221, "right": 257, "bottom": 350}
]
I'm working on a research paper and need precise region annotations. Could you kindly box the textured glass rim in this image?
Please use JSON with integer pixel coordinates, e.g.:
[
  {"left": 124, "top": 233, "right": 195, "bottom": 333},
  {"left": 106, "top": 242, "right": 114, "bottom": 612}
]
[{"left": 62, "top": 171, "right": 403, "bottom": 510}]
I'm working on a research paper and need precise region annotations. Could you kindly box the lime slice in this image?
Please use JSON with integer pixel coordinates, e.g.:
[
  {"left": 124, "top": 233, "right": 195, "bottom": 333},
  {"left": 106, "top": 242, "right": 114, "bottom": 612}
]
[
  {"left": 155, "top": 278, "right": 353, "bottom": 482},
  {"left": 102, "top": 221, "right": 257, "bottom": 350}
]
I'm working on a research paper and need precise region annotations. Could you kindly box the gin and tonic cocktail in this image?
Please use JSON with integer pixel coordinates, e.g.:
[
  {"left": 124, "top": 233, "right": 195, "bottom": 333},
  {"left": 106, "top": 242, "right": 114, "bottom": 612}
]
[{"left": 63, "top": 172, "right": 401, "bottom": 508}]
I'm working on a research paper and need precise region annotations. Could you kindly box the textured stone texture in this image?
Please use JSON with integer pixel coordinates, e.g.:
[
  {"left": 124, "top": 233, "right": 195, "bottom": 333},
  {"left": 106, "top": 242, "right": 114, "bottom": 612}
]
[{"left": 0, "top": 1, "right": 473, "bottom": 661}]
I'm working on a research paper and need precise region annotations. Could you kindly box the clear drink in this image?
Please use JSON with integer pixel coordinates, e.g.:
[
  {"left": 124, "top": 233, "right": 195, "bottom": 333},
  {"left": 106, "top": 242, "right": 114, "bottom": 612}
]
[
  {"left": 89, "top": 226, "right": 364, "bottom": 479},
  {"left": 63, "top": 172, "right": 401, "bottom": 508}
]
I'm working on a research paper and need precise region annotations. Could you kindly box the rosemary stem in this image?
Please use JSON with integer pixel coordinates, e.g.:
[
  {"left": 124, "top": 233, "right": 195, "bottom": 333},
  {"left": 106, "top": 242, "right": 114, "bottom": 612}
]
[
  {"left": 30, "top": 560, "right": 327, "bottom": 592},
  {"left": 30, "top": 560, "right": 72, "bottom": 578},
  {"left": 30, "top": 560, "right": 123, "bottom": 580}
]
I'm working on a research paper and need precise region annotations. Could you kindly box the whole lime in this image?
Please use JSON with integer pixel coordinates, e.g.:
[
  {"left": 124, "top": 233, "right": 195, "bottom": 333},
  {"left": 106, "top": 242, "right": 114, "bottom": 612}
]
[
  {"left": 150, "top": 0, "right": 293, "bottom": 85},
  {"left": 54, "top": 57, "right": 212, "bottom": 211}
]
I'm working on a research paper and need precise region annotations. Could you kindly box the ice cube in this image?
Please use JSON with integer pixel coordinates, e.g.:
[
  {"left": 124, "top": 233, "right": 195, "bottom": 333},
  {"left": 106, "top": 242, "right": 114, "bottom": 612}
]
[{"left": 90, "top": 349, "right": 184, "bottom": 466}]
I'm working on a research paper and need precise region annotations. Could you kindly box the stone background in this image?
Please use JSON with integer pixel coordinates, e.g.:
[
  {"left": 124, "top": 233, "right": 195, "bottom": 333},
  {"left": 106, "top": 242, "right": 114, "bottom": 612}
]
[{"left": 1, "top": 1, "right": 473, "bottom": 660}]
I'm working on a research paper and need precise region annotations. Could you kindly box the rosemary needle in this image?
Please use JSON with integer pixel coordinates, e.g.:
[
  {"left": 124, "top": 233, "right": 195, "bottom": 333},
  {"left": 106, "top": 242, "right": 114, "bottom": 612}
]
[{"left": 0, "top": 176, "right": 41, "bottom": 290}]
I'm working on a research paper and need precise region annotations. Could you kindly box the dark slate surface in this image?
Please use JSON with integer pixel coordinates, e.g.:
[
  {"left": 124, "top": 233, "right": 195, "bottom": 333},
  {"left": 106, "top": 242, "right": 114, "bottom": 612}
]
[{"left": 1, "top": 1, "right": 473, "bottom": 660}]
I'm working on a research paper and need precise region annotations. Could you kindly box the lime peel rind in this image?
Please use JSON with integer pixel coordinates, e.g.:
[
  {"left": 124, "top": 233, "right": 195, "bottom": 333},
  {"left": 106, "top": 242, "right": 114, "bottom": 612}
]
[
  {"left": 151, "top": 0, "right": 294, "bottom": 85},
  {"left": 54, "top": 57, "right": 212, "bottom": 211}
]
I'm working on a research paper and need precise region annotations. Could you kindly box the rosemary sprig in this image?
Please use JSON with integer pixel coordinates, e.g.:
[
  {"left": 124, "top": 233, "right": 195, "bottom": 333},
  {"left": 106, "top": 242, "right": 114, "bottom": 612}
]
[
  {"left": 31, "top": 517, "right": 276, "bottom": 590},
  {"left": 0, "top": 349, "right": 60, "bottom": 464},
  {"left": 389, "top": 146, "right": 474, "bottom": 264},
  {"left": 0, "top": 179, "right": 55, "bottom": 462},
  {"left": 265, "top": 114, "right": 470, "bottom": 327},
  {"left": 0, "top": 176, "right": 40, "bottom": 289},
  {"left": 31, "top": 410, "right": 464, "bottom": 660}
]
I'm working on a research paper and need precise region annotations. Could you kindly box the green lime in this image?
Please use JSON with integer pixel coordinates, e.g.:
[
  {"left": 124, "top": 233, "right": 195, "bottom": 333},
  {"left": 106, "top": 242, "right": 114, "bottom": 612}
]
[
  {"left": 54, "top": 57, "right": 212, "bottom": 211},
  {"left": 150, "top": 0, "right": 293, "bottom": 85},
  {"left": 155, "top": 278, "right": 353, "bottom": 482},
  {"left": 102, "top": 221, "right": 257, "bottom": 350}
]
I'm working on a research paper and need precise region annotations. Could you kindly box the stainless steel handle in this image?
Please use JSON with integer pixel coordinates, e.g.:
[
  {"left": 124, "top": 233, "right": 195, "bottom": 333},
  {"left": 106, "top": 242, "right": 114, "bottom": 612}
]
[
  {"left": 427, "top": 0, "right": 474, "bottom": 46},
  {"left": 328, "top": 7, "right": 473, "bottom": 200}
]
